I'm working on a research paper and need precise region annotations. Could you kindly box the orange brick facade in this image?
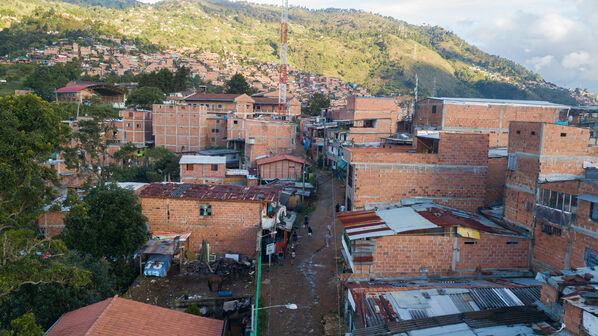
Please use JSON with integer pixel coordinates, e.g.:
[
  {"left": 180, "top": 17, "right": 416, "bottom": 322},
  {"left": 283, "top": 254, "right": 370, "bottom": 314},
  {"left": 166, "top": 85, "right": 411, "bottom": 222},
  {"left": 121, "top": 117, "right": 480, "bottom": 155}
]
[
  {"left": 152, "top": 104, "right": 210, "bottom": 152},
  {"left": 109, "top": 109, "right": 153, "bottom": 147},
  {"left": 36, "top": 211, "right": 66, "bottom": 238},
  {"left": 139, "top": 197, "right": 262, "bottom": 256},
  {"left": 414, "top": 98, "right": 564, "bottom": 147},
  {"left": 344, "top": 132, "right": 489, "bottom": 212},
  {"left": 350, "top": 232, "right": 529, "bottom": 280},
  {"left": 180, "top": 162, "right": 226, "bottom": 184}
]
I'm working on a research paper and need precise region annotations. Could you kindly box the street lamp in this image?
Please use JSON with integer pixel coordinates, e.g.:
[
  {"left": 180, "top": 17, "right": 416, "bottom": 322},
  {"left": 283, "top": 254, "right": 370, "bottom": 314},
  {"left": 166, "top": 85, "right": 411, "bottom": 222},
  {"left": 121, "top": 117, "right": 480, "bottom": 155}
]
[{"left": 250, "top": 303, "right": 298, "bottom": 335}]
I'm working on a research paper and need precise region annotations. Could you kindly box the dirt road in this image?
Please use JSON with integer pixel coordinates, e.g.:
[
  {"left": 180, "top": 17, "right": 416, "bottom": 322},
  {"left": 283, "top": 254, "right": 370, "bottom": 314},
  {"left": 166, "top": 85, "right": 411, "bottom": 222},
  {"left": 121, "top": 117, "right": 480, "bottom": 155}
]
[{"left": 263, "top": 168, "right": 345, "bottom": 335}]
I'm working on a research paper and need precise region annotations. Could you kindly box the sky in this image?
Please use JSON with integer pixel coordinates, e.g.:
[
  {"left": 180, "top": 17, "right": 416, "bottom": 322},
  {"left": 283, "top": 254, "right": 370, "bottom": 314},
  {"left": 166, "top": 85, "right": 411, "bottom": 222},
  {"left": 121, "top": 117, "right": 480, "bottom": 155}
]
[{"left": 139, "top": 0, "right": 598, "bottom": 92}]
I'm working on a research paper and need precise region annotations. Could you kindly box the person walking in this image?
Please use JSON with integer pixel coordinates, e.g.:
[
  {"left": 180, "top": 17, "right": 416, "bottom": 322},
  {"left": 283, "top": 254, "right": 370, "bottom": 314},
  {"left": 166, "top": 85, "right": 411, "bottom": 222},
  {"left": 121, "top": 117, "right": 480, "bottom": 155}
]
[
  {"left": 290, "top": 249, "right": 296, "bottom": 265},
  {"left": 308, "top": 226, "right": 312, "bottom": 237},
  {"left": 340, "top": 204, "right": 345, "bottom": 212},
  {"left": 303, "top": 214, "right": 309, "bottom": 229}
]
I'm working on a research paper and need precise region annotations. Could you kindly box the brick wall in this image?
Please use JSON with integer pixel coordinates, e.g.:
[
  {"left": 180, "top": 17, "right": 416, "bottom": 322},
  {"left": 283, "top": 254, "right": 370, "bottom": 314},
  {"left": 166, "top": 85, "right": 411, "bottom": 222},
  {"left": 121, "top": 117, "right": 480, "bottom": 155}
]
[
  {"left": 415, "top": 100, "right": 561, "bottom": 147},
  {"left": 243, "top": 120, "right": 296, "bottom": 166},
  {"left": 180, "top": 162, "right": 226, "bottom": 184},
  {"left": 486, "top": 157, "right": 507, "bottom": 205},
  {"left": 563, "top": 302, "right": 583, "bottom": 335},
  {"left": 112, "top": 109, "right": 153, "bottom": 146},
  {"left": 366, "top": 232, "right": 529, "bottom": 279},
  {"left": 140, "top": 197, "right": 262, "bottom": 256},
  {"left": 207, "top": 117, "right": 227, "bottom": 148},
  {"left": 345, "top": 132, "right": 489, "bottom": 212},
  {"left": 36, "top": 211, "right": 66, "bottom": 238},
  {"left": 152, "top": 104, "right": 209, "bottom": 152}
]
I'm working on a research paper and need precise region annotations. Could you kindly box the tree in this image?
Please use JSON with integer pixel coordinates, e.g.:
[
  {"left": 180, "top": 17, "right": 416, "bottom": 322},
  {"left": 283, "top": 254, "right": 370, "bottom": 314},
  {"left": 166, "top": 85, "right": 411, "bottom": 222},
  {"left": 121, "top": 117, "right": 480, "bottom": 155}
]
[
  {"left": 126, "top": 87, "right": 165, "bottom": 109},
  {"left": 302, "top": 92, "right": 330, "bottom": 116},
  {"left": 0, "top": 313, "right": 43, "bottom": 336},
  {"left": 24, "top": 63, "right": 81, "bottom": 102},
  {"left": 224, "top": 73, "right": 253, "bottom": 94},
  {"left": 0, "top": 94, "right": 69, "bottom": 227},
  {"left": 173, "top": 66, "right": 190, "bottom": 92},
  {"left": 64, "top": 185, "right": 148, "bottom": 290}
]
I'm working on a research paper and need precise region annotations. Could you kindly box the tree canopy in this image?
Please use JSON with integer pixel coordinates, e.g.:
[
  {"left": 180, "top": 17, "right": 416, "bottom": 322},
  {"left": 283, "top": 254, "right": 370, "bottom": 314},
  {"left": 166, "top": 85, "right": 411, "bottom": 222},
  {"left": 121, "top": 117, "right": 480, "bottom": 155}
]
[
  {"left": 64, "top": 185, "right": 149, "bottom": 262},
  {"left": 302, "top": 92, "right": 330, "bottom": 116},
  {"left": 126, "top": 86, "right": 165, "bottom": 109},
  {"left": 224, "top": 73, "right": 253, "bottom": 95},
  {"left": 24, "top": 63, "right": 81, "bottom": 102}
]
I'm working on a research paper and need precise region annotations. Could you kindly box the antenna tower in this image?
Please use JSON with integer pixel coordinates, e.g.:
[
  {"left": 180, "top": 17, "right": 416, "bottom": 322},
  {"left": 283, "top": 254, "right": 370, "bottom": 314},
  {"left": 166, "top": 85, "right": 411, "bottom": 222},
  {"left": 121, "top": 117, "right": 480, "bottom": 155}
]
[{"left": 278, "top": 0, "right": 288, "bottom": 117}]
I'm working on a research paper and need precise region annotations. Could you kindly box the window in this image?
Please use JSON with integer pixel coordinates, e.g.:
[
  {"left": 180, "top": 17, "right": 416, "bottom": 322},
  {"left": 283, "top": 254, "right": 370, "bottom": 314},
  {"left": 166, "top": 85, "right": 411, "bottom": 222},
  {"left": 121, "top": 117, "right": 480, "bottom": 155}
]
[
  {"left": 200, "top": 204, "right": 212, "bottom": 216},
  {"left": 591, "top": 203, "right": 598, "bottom": 221},
  {"left": 541, "top": 223, "right": 562, "bottom": 236},
  {"left": 560, "top": 133, "right": 567, "bottom": 137},
  {"left": 217, "top": 104, "right": 222, "bottom": 109},
  {"left": 536, "top": 188, "right": 577, "bottom": 213},
  {"left": 516, "top": 130, "right": 521, "bottom": 134},
  {"left": 348, "top": 165, "right": 354, "bottom": 187},
  {"left": 212, "top": 129, "right": 219, "bottom": 133},
  {"left": 136, "top": 124, "right": 140, "bottom": 128},
  {"left": 531, "top": 131, "right": 536, "bottom": 135},
  {"left": 216, "top": 120, "right": 220, "bottom": 123},
  {"left": 128, "top": 112, "right": 133, "bottom": 118},
  {"left": 584, "top": 247, "right": 598, "bottom": 267},
  {"left": 363, "top": 119, "right": 376, "bottom": 128},
  {"left": 507, "top": 154, "right": 517, "bottom": 170},
  {"left": 186, "top": 164, "right": 194, "bottom": 171},
  {"left": 432, "top": 106, "right": 437, "bottom": 114},
  {"left": 126, "top": 123, "right": 131, "bottom": 128},
  {"left": 234, "top": 120, "right": 238, "bottom": 124},
  {"left": 211, "top": 164, "right": 218, "bottom": 171}
]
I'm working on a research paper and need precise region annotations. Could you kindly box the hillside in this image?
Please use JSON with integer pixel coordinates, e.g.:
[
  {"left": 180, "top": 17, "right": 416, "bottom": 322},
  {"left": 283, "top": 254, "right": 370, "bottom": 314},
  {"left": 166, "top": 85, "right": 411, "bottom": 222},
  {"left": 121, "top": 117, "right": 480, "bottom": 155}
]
[{"left": 0, "top": 0, "right": 594, "bottom": 105}]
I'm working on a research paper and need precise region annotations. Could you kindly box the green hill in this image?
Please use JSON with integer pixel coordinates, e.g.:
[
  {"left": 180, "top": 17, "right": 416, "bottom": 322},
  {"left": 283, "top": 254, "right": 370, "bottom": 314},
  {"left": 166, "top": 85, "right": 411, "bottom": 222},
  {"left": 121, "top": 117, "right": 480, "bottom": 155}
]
[{"left": 0, "top": 0, "right": 589, "bottom": 104}]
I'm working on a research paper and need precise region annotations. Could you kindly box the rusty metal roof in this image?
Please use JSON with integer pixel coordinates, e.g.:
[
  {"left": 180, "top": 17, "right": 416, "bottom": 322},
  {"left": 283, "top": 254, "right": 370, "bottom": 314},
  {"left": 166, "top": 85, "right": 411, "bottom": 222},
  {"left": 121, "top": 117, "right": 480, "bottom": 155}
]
[
  {"left": 337, "top": 211, "right": 394, "bottom": 240},
  {"left": 138, "top": 183, "right": 281, "bottom": 202}
]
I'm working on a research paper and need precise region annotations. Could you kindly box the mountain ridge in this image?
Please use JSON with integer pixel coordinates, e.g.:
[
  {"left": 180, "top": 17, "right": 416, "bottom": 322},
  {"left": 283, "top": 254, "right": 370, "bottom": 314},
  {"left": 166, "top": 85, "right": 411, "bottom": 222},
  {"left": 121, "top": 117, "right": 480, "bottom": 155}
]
[{"left": 0, "top": 0, "right": 595, "bottom": 105}]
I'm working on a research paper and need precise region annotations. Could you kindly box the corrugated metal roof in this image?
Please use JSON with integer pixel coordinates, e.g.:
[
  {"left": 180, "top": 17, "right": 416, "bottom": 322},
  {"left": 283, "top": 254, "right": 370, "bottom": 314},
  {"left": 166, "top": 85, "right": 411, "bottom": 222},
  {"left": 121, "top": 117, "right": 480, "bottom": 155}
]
[
  {"left": 337, "top": 211, "right": 395, "bottom": 240},
  {"left": 180, "top": 155, "right": 226, "bottom": 165},
  {"left": 376, "top": 207, "right": 438, "bottom": 233}
]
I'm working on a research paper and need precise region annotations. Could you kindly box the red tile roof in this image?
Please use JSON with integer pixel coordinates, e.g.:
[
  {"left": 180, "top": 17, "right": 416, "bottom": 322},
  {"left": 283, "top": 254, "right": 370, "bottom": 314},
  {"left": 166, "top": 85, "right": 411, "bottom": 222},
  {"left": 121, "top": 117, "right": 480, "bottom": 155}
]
[
  {"left": 256, "top": 154, "right": 309, "bottom": 166},
  {"left": 54, "top": 84, "right": 95, "bottom": 93},
  {"left": 138, "top": 183, "right": 281, "bottom": 202},
  {"left": 45, "top": 296, "right": 223, "bottom": 336},
  {"left": 252, "top": 96, "right": 279, "bottom": 104}
]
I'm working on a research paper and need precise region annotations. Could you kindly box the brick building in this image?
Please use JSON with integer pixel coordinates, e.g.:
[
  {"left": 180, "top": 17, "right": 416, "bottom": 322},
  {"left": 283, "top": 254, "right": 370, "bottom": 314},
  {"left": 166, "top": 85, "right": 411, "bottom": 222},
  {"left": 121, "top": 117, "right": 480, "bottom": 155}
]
[
  {"left": 502, "top": 122, "right": 598, "bottom": 271},
  {"left": 183, "top": 93, "right": 300, "bottom": 119},
  {"left": 339, "top": 203, "right": 530, "bottom": 280},
  {"left": 152, "top": 103, "right": 210, "bottom": 152},
  {"left": 344, "top": 131, "right": 490, "bottom": 212},
  {"left": 179, "top": 155, "right": 226, "bottom": 184},
  {"left": 414, "top": 98, "right": 569, "bottom": 147},
  {"left": 227, "top": 118, "right": 297, "bottom": 167},
  {"left": 138, "top": 183, "right": 281, "bottom": 255},
  {"left": 256, "top": 154, "right": 308, "bottom": 181},
  {"left": 108, "top": 109, "right": 153, "bottom": 147},
  {"left": 537, "top": 267, "right": 598, "bottom": 336}
]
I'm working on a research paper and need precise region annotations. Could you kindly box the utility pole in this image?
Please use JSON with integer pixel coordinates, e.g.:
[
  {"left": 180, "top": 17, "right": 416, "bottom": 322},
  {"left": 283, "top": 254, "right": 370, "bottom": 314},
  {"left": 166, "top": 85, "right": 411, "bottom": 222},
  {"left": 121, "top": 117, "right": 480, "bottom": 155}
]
[{"left": 413, "top": 73, "right": 418, "bottom": 118}]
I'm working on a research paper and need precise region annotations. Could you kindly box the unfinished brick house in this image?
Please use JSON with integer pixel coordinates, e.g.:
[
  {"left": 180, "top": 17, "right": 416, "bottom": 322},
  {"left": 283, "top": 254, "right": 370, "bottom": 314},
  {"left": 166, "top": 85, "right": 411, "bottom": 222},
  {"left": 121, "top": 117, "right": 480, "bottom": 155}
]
[
  {"left": 256, "top": 154, "right": 308, "bottom": 181},
  {"left": 227, "top": 118, "right": 297, "bottom": 167},
  {"left": 179, "top": 155, "right": 226, "bottom": 184},
  {"left": 330, "top": 95, "right": 404, "bottom": 144},
  {"left": 537, "top": 267, "right": 598, "bottom": 336},
  {"left": 152, "top": 103, "right": 210, "bottom": 152},
  {"left": 138, "top": 183, "right": 281, "bottom": 256},
  {"left": 502, "top": 122, "right": 598, "bottom": 271},
  {"left": 344, "top": 131, "right": 490, "bottom": 212},
  {"left": 338, "top": 203, "right": 531, "bottom": 280},
  {"left": 108, "top": 109, "right": 153, "bottom": 147},
  {"left": 414, "top": 98, "right": 569, "bottom": 147}
]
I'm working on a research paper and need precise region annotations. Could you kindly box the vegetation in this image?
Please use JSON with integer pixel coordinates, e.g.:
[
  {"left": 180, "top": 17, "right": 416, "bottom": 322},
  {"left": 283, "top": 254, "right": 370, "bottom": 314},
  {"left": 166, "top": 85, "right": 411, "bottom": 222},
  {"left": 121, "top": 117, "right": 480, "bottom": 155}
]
[
  {"left": 63, "top": 184, "right": 149, "bottom": 291},
  {"left": 303, "top": 92, "right": 330, "bottom": 116},
  {"left": 224, "top": 72, "right": 254, "bottom": 95},
  {"left": 107, "top": 146, "right": 181, "bottom": 183},
  {"left": 24, "top": 62, "right": 81, "bottom": 102},
  {"left": 126, "top": 86, "right": 165, "bottom": 109},
  {"left": 0, "top": 0, "right": 584, "bottom": 103}
]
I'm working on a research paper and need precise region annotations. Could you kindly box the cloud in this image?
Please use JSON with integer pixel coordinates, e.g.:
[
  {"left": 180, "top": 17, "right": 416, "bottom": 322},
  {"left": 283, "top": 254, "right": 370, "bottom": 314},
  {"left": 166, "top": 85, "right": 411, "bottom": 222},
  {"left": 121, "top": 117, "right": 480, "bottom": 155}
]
[
  {"left": 562, "top": 51, "right": 591, "bottom": 69},
  {"left": 527, "top": 55, "right": 555, "bottom": 72}
]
